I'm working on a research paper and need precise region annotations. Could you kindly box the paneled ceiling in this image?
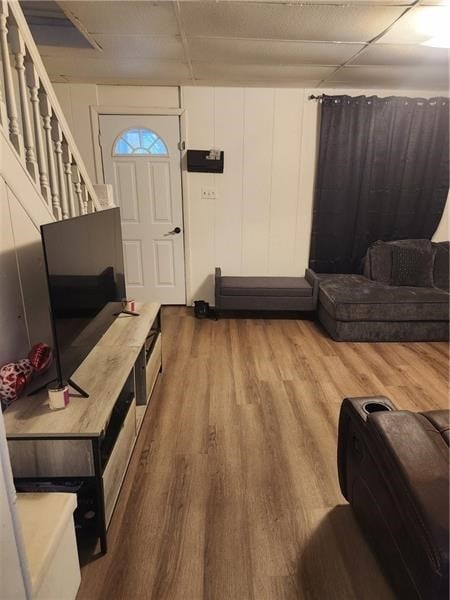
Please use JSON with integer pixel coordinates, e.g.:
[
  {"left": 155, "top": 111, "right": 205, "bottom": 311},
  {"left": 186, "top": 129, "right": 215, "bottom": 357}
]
[{"left": 24, "top": 0, "right": 450, "bottom": 90}]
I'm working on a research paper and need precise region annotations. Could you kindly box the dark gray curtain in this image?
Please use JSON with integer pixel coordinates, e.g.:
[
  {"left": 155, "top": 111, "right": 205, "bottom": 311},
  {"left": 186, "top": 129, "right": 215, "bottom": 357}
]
[{"left": 309, "top": 95, "right": 449, "bottom": 273}]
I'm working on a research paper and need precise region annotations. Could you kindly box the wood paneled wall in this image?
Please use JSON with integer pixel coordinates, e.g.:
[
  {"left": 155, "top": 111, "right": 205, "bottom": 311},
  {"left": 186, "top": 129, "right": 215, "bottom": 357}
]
[
  {"left": 0, "top": 141, "right": 53, "bottom": 364},
  {"left": 182, "top": 87, "right": 315, "bottom": 303},
  {"left": 53, "top": 84, "right": 180, "bottom": 183},
  {"left": 52, "top": 83, "right": 448, "bottom": 306}
]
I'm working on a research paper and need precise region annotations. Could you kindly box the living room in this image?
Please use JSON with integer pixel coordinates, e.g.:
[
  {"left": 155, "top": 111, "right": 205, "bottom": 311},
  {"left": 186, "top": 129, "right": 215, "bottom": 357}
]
[{"left": 0, "top": 1, "right": 449, "bottom": 599}]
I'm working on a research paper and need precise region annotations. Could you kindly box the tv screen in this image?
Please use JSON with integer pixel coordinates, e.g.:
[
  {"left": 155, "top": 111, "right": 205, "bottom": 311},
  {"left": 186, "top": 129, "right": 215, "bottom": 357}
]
[{"left": 41, "top": 208, "right": 126, "bottom": 392}]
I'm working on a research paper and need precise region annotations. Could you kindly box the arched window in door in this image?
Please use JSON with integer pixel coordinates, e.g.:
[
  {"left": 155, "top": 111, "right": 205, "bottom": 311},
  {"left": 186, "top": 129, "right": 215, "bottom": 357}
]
[{"left": 113, "top": 127, "right": 168, "bottom": 156}]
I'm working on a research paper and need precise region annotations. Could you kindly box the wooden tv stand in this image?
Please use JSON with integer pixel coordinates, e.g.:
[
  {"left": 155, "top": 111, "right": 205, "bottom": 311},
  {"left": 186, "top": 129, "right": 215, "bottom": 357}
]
[{"left": 3, "top": 303, "right": 161, "bottom": 558}]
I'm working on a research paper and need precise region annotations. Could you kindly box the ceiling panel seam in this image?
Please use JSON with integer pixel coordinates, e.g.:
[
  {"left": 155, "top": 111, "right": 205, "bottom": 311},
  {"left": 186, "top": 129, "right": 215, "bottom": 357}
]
[
  {"left": 317, "top": 0, "right": 421, "bottom": 86},
  {"left": 174, "top": 0, "right": 195, "bottom": 84}
]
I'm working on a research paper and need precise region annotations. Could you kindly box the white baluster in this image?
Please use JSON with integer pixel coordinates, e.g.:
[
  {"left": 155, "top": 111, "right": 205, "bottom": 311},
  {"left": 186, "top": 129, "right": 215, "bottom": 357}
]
[
  {"left": 9, "top": 23, "right": 37, "bottom": 181},
  {"left": 0, "top": 1, "right": 22, "bottom": 154},
  {"left": 72, "top": 164, "right": 85, "bottom": 215},
  {"left": 51, "top": 116, "right": 69, "bottom": 219},
  {"left": 39, "top": 90, "right": 61, "bottom": 220},
  {"left": 87, "top": 193, "right": 96, "bottom": 213},
  {"left": 25, "top": 60, "right": 51, "bottom": 206},
  {"left": 62, "top": 141, "right": 76, "bottom": 218},
  {"left": 81, "top": 180, "right": 89, "bottom": 215},
  {"left": 0, "top": 60, "right": 6, "bottom": 128}
]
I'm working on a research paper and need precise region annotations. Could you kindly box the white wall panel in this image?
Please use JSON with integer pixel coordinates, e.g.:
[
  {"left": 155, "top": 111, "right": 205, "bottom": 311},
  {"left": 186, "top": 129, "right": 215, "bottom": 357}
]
[
  {"left": 213, "top": 88, "right": 245, "bottom": 276},
  {"left": 242, "top": 88, "right": 274, "bottom": 275},
  {"left": 269, "top": 89, "right": 303, "bottom": 275},
  {"left": 7, "top": 190, "right": 53, "bottom": 351},
  {"left": 181, "top": 87, "right": 215, "bottom": 301},
  {"left": 0, "top": 179, "right": 29, "bottom": 364},
  {"left": 1, "top": 129, "right": 56, "bottom": 363},
  {"left": 183, "top": 86, "right": 308, "bottom": 303},
  {"left": 294, "top": 88, "right": 318, "bottom": 274},
  {"left": 97, "top": 85, "right": 179, "bottom": 108}
]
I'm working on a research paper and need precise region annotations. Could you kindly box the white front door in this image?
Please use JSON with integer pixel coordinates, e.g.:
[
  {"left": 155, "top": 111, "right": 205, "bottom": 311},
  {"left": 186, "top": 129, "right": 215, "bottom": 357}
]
[{"left": 99, "top": 114, "right": 185, "bottom": 305}]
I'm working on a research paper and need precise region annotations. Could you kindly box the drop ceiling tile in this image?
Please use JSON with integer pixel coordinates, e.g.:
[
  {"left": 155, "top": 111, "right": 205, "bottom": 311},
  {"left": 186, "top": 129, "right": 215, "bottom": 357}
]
[
  {"left": 304, "top": 0, "right": 416, "bottom": 2},
  {"left": 218, "top": 0, "right": 413, "bottom": 3},
  {"left": 59, "top": 1, "right": 179, "bottom": 36},
  {"left": 192, "top": 62, "right": 336, "bottom": 82},
  {"left": 325, "top": 65, "right": 449, "bottom": 89},
  {"left": 419, "top": 0, "right": 449, "bottom": 5},
  {"left": 352, "top": 44, "right": 449, "bottom": 66},
  {"left": 43, "top": 56, "right": 190, "bottom": 84},
  {"left": 91, "top": 34, "right": 184, "bottom": 60},
  {"left": 37, "top": 35, "right": 184, "bottom": 60},
  {"left": 377, "top": 6, "right": 450, "bottom": 44},
  {"left": 179, "top": 3, "right": 406, "bottom": 42},
  {"left": 187, "top": 38, "right": 363, "bottom": 65}
]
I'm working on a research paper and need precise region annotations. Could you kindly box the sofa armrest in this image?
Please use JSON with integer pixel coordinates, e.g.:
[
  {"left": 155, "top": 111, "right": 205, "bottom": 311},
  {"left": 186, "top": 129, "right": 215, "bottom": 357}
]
[{"left": 305, "top": 268, "right": 320, "bottom": 307}]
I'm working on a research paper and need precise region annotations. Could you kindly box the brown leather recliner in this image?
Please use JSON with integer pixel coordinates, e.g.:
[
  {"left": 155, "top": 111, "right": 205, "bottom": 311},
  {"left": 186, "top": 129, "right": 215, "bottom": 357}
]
[{"left": 337, "top": 396, "right": 449, "bottom": 599}]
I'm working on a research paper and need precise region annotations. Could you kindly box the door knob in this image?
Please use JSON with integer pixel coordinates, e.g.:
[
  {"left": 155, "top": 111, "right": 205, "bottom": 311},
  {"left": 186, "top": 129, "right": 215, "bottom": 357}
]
[{"left": 166, "top": 226, "right": 181, "bottom": 235}]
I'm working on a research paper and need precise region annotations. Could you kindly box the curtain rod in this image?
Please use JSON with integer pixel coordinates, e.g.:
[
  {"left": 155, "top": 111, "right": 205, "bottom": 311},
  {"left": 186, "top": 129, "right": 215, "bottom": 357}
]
[{"left": 308, "top": 95, "right": 324, "bottom": 100}]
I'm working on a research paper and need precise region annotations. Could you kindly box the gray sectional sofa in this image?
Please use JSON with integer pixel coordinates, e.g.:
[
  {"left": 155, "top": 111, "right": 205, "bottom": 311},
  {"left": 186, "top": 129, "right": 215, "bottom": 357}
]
[{"left": 311, "top": 239, "right": 449, "bottom": 342}]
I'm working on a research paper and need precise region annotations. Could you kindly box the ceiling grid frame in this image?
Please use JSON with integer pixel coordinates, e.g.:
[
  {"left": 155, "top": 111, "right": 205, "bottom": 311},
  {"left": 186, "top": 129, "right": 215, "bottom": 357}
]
[{"left": 21, "top": 0, "right": 449, "bottom": 90}]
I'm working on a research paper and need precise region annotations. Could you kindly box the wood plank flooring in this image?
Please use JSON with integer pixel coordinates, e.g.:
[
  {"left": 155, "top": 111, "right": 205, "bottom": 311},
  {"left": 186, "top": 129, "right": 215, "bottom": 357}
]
[{"left": 77, "top": 308, "right": 449, "bottom": 600}]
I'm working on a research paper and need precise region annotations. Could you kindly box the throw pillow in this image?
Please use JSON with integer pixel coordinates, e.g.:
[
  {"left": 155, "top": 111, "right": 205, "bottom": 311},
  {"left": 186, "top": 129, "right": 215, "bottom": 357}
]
[
  {"left": 391, "top": 246, "right": 434, "bottom": 287},
  {"left": 367, "top": 241, "right": 393, "bottom": 284}
]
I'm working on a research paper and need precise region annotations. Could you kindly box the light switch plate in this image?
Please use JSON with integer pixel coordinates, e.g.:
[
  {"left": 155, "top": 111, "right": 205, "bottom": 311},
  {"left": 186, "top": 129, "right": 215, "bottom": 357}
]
[{"left": 201, "top": 186, "right": 217, "bottom": 200}]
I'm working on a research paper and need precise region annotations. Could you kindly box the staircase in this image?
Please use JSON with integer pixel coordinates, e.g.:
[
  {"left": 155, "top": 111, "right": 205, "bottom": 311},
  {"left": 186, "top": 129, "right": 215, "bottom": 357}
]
[
  {"left": 0, "top": 0, "right": 100, "bottom": 220},
  {"left": 1, "top": 2, "right": 102, "bottom": 597}
]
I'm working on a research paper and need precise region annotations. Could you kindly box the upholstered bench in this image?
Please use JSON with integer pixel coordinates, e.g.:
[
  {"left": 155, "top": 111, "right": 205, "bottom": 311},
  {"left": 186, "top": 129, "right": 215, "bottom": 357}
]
[{"left": 214, "top": 267, "right": 318, "bottom": 312}]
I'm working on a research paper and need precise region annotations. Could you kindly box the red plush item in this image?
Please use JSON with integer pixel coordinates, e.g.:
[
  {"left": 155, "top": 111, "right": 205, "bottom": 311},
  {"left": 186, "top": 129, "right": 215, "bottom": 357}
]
[
  {"left": 0, "top": 343, "right": 53, "bottom": 411},
  {"left": 0, "top": 359, "right": 33, "bottom": 409},
  {"left": 28, "top": 343, "right": 53, "bottom": 375}
]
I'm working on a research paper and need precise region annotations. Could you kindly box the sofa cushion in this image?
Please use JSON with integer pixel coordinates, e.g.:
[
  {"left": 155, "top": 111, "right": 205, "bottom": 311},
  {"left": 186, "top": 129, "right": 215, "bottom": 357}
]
[
  {"left": 391, "top": 245, "right": 434, "bottom": 287},
  {"left": 319, "top": 274, "right": 449, "bottom": 321},
  {"left": 220, "top": 276, "right": 312, "bottom": 297},
  {"left": 366, "top": 241, "right": 393, "bottom": 284},
  {"left": 365, "top": 239, "right": 434, "bottom": 284},
  {"left": 318, "top": 305, "right": 449, "bottom": 341},
  {"left": 432, "top": 242, "right": 449, "bottom": 291},
  {"left": 421, "top": 410, "right": 450, "bottom": 446}
]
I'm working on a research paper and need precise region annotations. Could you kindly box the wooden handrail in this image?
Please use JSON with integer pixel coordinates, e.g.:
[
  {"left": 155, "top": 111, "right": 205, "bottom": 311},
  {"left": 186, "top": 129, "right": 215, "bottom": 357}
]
[{"left": 0, "top": 0, "right": 101, "bottom": 219}]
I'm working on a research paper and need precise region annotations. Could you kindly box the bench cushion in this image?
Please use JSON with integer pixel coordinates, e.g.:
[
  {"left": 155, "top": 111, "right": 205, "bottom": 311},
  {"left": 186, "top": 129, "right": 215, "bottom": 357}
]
[
  {"left": 319, "top": 275, "right": 449, "bottom": 322},
  {"left": 220, "top": 276, "right": 312, "bottom": 297}
]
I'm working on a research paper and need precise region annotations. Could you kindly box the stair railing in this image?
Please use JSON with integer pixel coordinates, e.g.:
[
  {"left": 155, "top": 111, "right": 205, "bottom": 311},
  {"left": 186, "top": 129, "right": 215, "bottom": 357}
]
[{"left": 0, "top": 0, "right": 100, "bottom": 219}]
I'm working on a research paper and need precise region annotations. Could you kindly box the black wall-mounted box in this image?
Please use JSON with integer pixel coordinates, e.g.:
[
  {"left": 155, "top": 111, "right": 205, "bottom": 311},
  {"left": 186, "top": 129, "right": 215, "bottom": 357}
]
[{"left": 186, "top": 150, "right": 224, "bottom": 173}]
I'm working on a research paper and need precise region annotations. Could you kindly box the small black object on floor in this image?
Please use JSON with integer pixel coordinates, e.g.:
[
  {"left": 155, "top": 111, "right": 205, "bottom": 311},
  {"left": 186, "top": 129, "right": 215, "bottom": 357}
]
[{"left": 194, "top": 300, "right": 217, "bottom": 320}]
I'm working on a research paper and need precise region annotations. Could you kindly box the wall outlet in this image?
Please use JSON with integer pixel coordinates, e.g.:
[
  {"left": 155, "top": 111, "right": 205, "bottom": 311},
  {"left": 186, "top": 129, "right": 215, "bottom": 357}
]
[{"left": 201, "top": 186, "right": 217, "bottom": 200}]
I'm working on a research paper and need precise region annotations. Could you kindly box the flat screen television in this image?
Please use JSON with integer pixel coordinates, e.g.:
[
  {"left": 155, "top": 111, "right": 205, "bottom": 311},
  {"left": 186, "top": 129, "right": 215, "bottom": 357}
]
[{"left": 40, "top": 207, "right": 127, "bottom": 396}]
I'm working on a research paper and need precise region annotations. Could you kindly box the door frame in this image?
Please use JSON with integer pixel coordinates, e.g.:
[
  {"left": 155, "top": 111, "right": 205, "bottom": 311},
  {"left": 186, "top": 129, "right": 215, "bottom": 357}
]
[{"left": 90, "top": 105, "right": 193, "bottom": 305}]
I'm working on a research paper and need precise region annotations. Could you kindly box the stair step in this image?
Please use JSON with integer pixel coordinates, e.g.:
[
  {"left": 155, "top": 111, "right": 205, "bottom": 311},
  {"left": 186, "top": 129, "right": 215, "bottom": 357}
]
[{"left": 16, "top": 492, "right": 79, "bottom": 597}]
